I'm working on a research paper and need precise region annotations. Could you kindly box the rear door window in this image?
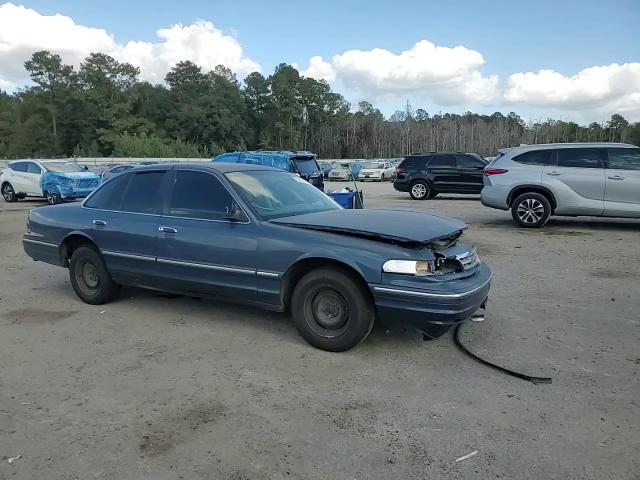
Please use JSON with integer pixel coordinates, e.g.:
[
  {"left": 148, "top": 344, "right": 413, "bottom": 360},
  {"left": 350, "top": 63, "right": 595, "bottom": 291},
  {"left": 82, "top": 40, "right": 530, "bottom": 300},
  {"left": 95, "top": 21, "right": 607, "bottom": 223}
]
[
  {"left": 168, "top": 170, "right": 235, "bottom": 221},
  {"left": 607, "top": 148, "right": 640, "bottom": 170},
  {"left": 456, "top": 155, "right": 486, "bottom": 168},
  {"left": 557, "top": 148, "right": 605, "bottom": 169},
  {"left": 428, "top": 155, "right": 456, "bottom": 167},
  {"left": 513, "top": 149, "right": 555, "bottom": 166},
  {"left": 120, "top": 171, "right": 165, "bottom": 214},
  {"left": 10, "top": 162, "right": 28, "bottom": 172}
]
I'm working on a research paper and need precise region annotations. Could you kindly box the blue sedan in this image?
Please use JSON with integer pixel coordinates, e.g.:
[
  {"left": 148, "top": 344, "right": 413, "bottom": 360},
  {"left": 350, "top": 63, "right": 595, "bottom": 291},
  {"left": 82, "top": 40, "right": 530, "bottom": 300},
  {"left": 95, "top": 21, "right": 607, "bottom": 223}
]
[{"left": 22, "top": 163, "right": 491, "bottom": 351}]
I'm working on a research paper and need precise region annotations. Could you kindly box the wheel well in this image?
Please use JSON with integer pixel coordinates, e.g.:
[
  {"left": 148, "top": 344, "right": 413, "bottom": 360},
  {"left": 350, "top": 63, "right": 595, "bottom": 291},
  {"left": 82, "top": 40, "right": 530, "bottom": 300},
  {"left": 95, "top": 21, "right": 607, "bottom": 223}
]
[
  {"left": 508, "top": 186, "right": 556, "bottom": 211},
  {"left": 60, "top": 234, "right": 96, "bottom": 267},
  {"left": 280, "top": 258, "right": 371, "bottom": 312}
]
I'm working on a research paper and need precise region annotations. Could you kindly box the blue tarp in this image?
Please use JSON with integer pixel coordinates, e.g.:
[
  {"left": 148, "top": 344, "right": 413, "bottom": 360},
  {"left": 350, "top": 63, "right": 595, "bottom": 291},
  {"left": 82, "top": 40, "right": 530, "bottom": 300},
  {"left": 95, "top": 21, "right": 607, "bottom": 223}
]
[
  {"left": 40, "top": 171, "right": 101, "bottom": 199},
  {"left": 213, "top": 151, "right": 316, "bottom": 172}
]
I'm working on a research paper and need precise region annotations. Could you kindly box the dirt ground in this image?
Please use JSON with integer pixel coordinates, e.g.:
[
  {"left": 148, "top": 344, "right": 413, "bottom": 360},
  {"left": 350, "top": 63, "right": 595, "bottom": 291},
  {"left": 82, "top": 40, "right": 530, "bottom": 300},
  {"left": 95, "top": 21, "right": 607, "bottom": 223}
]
[{"left": 1, "top": 181, "right": 639, "bottom": 479}]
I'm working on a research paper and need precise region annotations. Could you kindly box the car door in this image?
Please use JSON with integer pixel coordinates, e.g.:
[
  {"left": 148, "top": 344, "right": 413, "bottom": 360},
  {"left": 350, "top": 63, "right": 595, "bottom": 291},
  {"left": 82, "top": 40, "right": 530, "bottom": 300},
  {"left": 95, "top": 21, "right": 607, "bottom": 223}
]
[
  {"left": 25, "top": 162, "right": 44, "bottom": 196},
  {"left": 603, "top": 147, "right": 640, "bottom": 218},
  {"left": 82, "top": 170, "right": 166, "bottom": 287},
  {"left": 427, "top": 154, "right": 460, "bottom": 192},
  {"left": 8, "top": 162, "right": 30, "bottom": 194},
  {"left": 542, "top": 148, "right": 606, "bottom": 216},
  {"left": 155, "top": 169, "right": 258, "bottom": 299},
  {"left": 456, "top": 155, "right": 486, "bottom": 192}
]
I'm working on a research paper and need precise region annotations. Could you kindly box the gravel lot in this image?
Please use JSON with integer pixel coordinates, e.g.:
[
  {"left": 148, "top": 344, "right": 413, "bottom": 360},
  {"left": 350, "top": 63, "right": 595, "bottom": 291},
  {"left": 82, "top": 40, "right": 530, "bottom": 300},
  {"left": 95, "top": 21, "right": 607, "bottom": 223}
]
[{"left": 1, "top": 181, "right": 639, "bottom": 479}]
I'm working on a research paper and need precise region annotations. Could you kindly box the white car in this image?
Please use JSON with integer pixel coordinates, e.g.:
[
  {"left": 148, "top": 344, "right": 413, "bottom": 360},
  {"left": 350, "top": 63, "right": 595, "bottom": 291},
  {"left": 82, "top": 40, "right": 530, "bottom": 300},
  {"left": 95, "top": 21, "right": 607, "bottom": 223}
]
[
  {"left": 1, "top": 159, "right": 101, "bottom": 205},
  {"left": 359, "top": 161, "right": 396, "bottom": 181}
]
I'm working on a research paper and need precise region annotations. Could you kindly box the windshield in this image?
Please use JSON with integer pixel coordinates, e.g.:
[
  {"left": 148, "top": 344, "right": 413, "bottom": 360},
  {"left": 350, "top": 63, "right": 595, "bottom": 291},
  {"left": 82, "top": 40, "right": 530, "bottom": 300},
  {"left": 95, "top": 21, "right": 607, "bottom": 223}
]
[
  {"left": 363, "top": 162, "right": 385, "bottom": 169},
  {"left": 44, "top": 162, "right": 85, "bottom": 173},
  {"left": 226, "top": 170, "right": 339, "bottom": 220},
  {"left": 292, "top": 157, "right": 320, "bottom": 175}
]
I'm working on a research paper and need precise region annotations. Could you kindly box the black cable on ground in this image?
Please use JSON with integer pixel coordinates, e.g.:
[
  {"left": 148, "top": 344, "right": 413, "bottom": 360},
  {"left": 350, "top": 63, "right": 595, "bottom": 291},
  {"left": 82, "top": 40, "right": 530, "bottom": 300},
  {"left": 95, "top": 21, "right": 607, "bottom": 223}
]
[{"left": 454, "top": 322, "right": 552, "bottom": 385}]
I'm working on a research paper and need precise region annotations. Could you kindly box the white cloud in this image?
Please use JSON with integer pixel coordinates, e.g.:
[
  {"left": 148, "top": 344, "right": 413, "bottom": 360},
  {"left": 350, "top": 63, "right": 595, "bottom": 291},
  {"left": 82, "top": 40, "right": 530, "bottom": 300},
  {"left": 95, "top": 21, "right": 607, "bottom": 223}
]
[
  {"left": 504, "top": 63, "right": 640, "bottom": 120},
  {"left": 0, "top": 2, "right": 260, "bottom": 89},
  {"left": 329, "top": 40, "right": 499, "bottom": 104},
  {"left": 299, "top": 56, "right": 336, "bottom": 82}
]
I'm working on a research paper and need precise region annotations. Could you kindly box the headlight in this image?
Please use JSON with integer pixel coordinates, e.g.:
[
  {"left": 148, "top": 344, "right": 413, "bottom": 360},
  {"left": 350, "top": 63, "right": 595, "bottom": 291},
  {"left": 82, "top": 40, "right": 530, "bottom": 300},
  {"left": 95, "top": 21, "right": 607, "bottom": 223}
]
[{"left": 383, "top": 259, "right": 437, "bottom": 276}]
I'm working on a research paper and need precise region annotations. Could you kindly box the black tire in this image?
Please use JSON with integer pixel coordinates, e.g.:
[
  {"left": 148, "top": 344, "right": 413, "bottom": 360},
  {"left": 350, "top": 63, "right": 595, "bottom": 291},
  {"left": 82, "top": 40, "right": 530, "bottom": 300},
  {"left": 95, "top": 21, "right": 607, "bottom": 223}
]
[
  {"left": 291, "top": 267, "right": 374, "bottom": 352},
  {"left": 511, "top": 192, "right": 551, "bottom": 228},
  {"left": 46, "top": 188, "right": 62, "bottom": 205},
  {"left": 409, "top": 180, "right": 430, "bottom": 200},
  {"left": 2, "top": 183, "right": 18, "bottom": 202},
  {"left": 69, "top": 245, "right": 119, "bottom": 305}
]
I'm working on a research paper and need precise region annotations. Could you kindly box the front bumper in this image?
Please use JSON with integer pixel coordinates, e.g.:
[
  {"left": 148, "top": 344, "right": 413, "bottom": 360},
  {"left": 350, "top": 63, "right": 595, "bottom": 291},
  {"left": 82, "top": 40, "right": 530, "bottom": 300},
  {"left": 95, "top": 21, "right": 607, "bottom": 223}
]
[
  {"left": 57, "top": 186, "right": 98, "bottom": 199},
  {"left": 370, "top": 264, "right": 491, "bottom": 337}
]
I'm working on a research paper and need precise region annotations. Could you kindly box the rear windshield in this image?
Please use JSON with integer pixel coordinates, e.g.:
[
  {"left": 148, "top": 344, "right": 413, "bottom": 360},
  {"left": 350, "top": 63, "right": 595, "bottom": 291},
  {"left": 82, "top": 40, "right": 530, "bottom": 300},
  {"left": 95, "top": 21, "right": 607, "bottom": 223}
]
[
  {"left": 292, "top": 157, "right": 320, "bottom": 175},
  {"left": 44, "top": 162, "right": 85, "bottom": 173}
]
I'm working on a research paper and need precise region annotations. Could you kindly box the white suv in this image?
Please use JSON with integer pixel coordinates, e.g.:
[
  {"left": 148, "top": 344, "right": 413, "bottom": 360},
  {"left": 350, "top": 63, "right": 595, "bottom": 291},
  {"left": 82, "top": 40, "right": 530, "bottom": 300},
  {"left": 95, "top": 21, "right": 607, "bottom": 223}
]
[
  {"left": 481, "top": 143, "right": 640, "bottom": 227},
  {"left": 1, "top": 159, "right": 100, "bottom": 204}
]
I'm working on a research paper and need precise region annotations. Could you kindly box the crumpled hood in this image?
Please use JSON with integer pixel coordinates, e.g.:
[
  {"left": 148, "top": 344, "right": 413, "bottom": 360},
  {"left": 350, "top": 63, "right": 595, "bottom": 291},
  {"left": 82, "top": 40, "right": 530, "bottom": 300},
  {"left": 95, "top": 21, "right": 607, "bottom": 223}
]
[{"left": 272, "top": 208, "right": 467, "bottom": 246}]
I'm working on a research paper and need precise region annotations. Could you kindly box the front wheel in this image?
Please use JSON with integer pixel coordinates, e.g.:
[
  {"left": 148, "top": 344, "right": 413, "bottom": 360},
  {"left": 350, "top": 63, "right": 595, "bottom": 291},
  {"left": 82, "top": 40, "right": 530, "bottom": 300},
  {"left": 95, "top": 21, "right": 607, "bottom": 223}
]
[
  {"left": 511, "top": 192, "right": 551, "bottom": 228},
  {"left": 46, "top": 189, "right": 62, "bottom": 205},
  {"left": 2, "top": 183, "right": 18, "bottom": 202},
  {"left": 291, "top": 267, "right": 374, "bottom": 352},
  {"left": 409, "top": 180, "right": 430, "bottom": 200},
  {"left": 69, "top": 245, "right": 119, "bottom": 304}
]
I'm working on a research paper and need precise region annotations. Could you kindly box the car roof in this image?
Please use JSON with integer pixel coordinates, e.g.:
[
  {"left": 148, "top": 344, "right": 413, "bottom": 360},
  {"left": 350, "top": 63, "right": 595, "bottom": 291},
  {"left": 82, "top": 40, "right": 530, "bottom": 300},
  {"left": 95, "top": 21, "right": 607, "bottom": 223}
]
[
  {"left": 130, "top": 162, "right": 281, "bottom": 174},
  {"left": 503, "top": 142, "right": 637, "bottom": 154}
]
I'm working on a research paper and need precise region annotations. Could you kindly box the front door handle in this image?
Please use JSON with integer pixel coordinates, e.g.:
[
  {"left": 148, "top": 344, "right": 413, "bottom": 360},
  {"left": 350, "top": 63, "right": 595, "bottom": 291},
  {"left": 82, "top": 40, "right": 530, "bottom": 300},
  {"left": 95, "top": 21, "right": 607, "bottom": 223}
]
[
  {"left": 546, "top": 171, "right": 562, "bottom": 176},
  {"left": 607, "top": 175, "right": 624, "bottom": 180},
  {"left": 159, "top": 226, "right": 177, "bottom": 234},
  {"left": 92, "top": 219, "right": 107, "bottom": 227}
]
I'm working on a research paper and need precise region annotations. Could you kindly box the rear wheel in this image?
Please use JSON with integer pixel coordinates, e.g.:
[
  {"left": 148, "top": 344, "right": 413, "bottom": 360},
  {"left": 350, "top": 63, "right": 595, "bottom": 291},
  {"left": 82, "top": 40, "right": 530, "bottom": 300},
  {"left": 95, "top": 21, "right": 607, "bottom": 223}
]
[
  {"left": 291, "top": 267, "right": 374, "bottom": 352},
  {"left": 511, "top": 192, "right": 551, "bottom": 228},
  {"left": 69, "top": 245, "right": 119, "bottom": 304},
  {"left": 409, "top": 180, "right": 430, "bottom": 200},
  {"left": 2, "top": 183, "right": 17, "bottom": 202}
]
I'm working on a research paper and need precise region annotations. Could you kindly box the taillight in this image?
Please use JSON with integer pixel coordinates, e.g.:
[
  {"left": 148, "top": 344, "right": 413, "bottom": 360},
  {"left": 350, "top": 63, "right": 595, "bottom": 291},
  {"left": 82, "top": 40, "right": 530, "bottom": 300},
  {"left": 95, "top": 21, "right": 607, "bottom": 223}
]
[{"left": 484, "top": 168, "right": 508, "bottom": 175}]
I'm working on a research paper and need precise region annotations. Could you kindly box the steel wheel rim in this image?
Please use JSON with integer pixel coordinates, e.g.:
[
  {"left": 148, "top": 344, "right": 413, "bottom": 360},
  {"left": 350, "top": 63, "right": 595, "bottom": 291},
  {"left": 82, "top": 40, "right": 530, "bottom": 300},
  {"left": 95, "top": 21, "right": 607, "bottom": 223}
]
[
  {"left": 304, "top": 287, "right": 350, "bottom": 338},
  {"left": 411, "top": 183, "right": 428, "bottom": 198},
  {"left": 517, "top": 198, "right": 544, "bottom": 224},
  {"left": 75, "top": 259, "right": 100, "bottom": 296}
]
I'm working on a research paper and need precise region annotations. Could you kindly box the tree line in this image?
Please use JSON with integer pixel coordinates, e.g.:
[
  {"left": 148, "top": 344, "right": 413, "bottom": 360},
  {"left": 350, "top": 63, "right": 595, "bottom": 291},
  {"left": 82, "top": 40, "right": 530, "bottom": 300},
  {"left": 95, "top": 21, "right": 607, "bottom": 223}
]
[{"left": 1, "top": 50, "right": 639, "bottom": 160}]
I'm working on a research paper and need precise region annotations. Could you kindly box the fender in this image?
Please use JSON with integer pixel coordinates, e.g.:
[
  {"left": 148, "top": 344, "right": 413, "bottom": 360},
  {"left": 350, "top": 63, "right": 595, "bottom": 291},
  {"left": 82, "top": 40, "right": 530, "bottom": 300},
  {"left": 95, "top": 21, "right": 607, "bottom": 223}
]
[{"left": 507, "top": 184, "right": 557, "bottom": 209}]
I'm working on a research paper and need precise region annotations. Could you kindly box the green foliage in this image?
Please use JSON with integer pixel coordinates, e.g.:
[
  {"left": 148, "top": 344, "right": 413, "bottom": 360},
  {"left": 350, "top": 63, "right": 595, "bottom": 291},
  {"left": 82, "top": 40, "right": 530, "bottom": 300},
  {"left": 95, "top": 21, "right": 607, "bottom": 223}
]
[{"left": 0, "top": 50, "right": 638, "bottom": 160}]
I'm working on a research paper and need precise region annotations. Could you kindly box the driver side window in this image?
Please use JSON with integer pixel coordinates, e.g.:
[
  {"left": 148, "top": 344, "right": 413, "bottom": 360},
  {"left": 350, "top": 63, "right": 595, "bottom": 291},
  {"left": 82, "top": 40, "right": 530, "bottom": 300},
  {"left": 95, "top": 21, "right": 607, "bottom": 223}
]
[{"left": 169, "top": 170, "right": 237, "bottom": 221}]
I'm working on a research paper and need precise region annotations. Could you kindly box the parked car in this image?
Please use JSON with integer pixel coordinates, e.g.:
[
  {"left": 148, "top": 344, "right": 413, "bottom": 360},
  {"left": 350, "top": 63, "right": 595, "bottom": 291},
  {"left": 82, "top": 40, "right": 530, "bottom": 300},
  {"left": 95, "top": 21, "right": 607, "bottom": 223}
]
[
  {"left": 481, "top": 143, "right": 640, "bottom": 227},
  {"left": 1, "top": 159, "right": 101, "bottom": 205},
  {"left": 23, "top": 163, "right": 491, "bottom": 352},
  {"left": 214, "top": 151, "right": 324, "bottom": 190},
  {"left": 328, "top": 161, "right": 359, "bottom": 181},
  {"left": 101, "top": 164, "right": 135, "bottom": 181},
  {"left": 359, "top": 161, "right": 396, "bottom": 181},
  {"left": 318, "top": 160, "right": 333, "bottom": 179},
  {"left": 393, "top": 152, "right": 487, "bottom": 199}
]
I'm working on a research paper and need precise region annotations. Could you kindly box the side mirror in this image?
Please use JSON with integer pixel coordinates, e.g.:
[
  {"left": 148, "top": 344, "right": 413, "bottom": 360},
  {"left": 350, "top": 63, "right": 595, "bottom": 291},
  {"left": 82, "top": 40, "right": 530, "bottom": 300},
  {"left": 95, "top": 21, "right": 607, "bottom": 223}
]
[{"left": 224, "top": 202, "right": 246, "bottom": 222}]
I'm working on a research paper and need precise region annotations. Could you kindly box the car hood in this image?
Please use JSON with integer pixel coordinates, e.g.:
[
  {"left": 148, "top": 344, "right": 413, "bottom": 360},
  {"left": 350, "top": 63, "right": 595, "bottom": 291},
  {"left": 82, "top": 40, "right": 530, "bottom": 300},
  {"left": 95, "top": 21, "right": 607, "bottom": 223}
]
[{"left": 271, "top": 209, "right": 467, "bottom": 247}]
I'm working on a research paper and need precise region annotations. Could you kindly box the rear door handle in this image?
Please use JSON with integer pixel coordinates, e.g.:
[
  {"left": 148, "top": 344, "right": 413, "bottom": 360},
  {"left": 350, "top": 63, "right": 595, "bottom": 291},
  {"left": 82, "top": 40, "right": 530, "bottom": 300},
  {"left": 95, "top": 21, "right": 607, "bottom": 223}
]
[
  {"left": 92, "top": 219, "right": 107, "bottom": 227},
  {"left": 546, "top": 171, "right": 562, "bottom": 176},
  {"left": 607, "top": 175, "right": 624, "bottom": 180},
  {"left": 159, "top": 226, "right": 177, "bottom": 234}
]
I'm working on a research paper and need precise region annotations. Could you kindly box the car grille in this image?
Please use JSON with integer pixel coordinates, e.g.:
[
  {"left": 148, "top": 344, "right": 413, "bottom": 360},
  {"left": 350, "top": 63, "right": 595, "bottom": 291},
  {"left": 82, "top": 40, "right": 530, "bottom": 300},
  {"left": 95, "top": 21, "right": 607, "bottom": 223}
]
[
  {"left": 455, "top": 248, "right": 481, "bottom": 271},
  {"left": 75, "top": 178, "right": 99, "bottom": 188}
]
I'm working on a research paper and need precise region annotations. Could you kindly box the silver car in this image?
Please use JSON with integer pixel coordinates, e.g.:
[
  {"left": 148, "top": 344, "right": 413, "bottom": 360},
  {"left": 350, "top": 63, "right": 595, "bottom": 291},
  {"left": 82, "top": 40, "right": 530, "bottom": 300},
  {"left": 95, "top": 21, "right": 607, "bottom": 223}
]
[{"left": 481, "top": 143, "right": 640, "bottom": 227}]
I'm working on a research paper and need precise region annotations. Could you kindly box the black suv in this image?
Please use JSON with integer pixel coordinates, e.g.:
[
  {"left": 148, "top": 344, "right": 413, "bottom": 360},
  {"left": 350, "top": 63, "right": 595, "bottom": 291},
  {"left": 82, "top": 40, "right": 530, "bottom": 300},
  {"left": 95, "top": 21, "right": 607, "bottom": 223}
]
[{"left": 393, "top": 153, "right": 487, "bottom": 200}]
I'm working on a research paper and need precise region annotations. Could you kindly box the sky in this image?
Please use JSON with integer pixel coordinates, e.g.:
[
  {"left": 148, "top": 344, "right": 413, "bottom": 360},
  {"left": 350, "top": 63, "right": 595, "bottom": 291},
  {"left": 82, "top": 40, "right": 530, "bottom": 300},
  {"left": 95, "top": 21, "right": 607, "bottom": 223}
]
[{"left": 1, "top": 0, "right": 639, "bottom": 123}]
